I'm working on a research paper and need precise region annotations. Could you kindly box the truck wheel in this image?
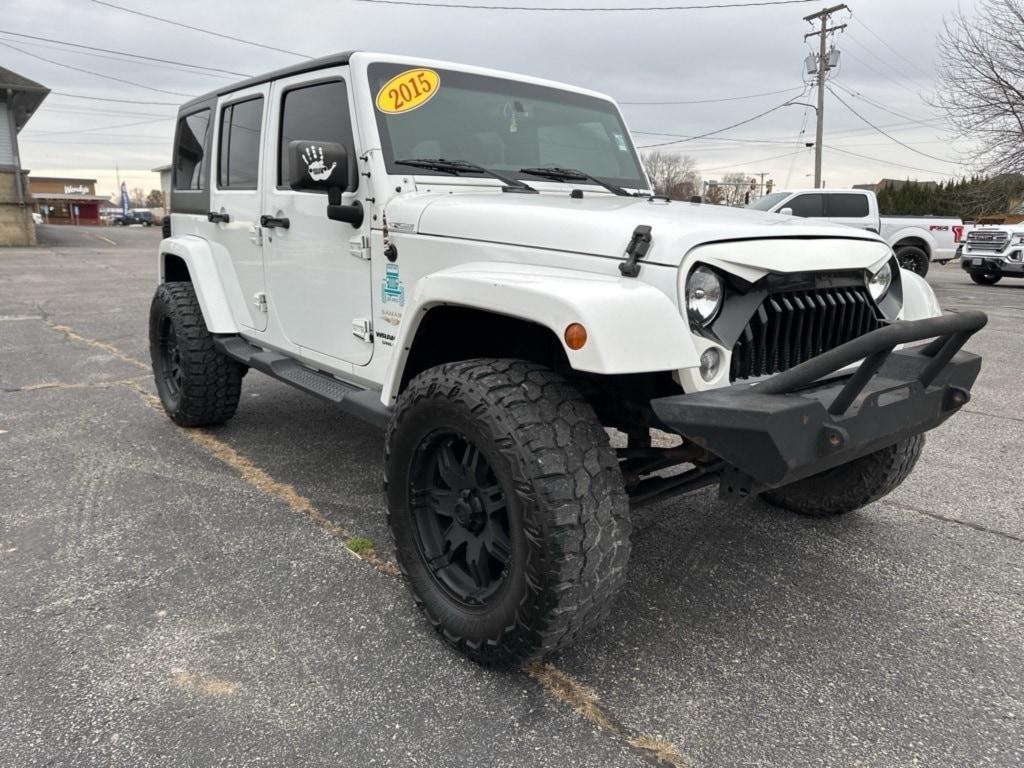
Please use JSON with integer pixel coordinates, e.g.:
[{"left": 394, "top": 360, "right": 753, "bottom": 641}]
[
  {"left": 385, "top": 359, "right": 631, "bottom": 668},
  {"left": 969, "top": 271, "right": 1002, "bottom": 286},
  {"left": 760, "top": 435, "right": 924, "bottom": 517},
  {"left": 149, "top": 282, "right": 243, "bottom": 427},
  {"left": 895, "top": 245, "right": 929, "bottom": 277}
]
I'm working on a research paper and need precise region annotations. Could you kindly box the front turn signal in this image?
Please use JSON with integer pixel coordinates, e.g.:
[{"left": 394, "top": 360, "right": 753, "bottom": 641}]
[{"left": 564, "top": 323, "right": 588, "bottom": 350}]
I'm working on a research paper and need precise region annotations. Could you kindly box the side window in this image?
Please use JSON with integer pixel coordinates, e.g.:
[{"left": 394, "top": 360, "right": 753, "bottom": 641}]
[
  {"left": 828, "top": 193, "right": 869, "bottom": 217},
  {"left": 788, "top": 193, "right": 824, "bottom": 218},
  {"left": 218, "top": 97, "right": 264, "bottom": 189},
  {"left": 174, "top": 109, "right": 211, "bottom": 191},
  {"left": 278, "top": 80, "right": 358, "bottom": 191}
]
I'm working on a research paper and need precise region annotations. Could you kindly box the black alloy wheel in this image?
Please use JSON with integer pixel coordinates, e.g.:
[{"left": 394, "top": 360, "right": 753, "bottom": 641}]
[
  {"left": 410, "top": 430, "right": 512, "bottom": 607},
  {"left": 157, "top": 316, "right": 184, "bottom": 406}
]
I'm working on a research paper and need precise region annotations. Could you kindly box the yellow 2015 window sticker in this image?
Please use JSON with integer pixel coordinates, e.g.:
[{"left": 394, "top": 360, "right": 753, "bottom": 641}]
[{"left": 375, "top": 69, "right": 440, "bottom": 114}]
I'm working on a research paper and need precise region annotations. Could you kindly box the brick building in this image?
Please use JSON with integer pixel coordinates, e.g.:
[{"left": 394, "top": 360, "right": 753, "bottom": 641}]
[{"left": 29, "top": 177, "right": 108, "bottom": 225}]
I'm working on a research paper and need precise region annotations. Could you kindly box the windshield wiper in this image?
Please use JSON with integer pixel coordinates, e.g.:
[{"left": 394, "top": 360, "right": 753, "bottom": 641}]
[
  {"left": 395, "top": 158, "right": 537, "bottom": 193},
  {"left": 519, "top": 166, "right": 634, "bottom": 197}
]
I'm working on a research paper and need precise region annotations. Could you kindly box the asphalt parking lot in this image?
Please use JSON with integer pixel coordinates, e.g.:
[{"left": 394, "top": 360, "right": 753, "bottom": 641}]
[{"left": 2, "top": 225, "right": 1022, "bottom": 767}]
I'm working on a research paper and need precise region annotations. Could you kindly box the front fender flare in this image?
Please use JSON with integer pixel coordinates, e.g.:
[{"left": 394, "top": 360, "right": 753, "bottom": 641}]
[
  {"left": 381, "top": 262, "right": 698, "bottom": 405},
  {"left": 159, "top": 236, "right": 238, "bottom": 333}
]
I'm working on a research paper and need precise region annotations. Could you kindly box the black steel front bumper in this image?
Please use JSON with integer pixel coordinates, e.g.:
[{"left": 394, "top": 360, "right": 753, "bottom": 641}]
[{"left": 651, "top": 311, "right": 987, "bottom": 498}]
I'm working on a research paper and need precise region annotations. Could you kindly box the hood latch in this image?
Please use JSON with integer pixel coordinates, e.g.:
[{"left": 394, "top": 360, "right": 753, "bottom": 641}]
[{"left": 619, "top": 225, "right": 653, "bottom": 278}]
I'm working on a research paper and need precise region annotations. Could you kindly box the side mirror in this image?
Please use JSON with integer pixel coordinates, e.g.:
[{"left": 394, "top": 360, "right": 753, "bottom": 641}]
[
  {"left": 779, "top": 207, "right": 794, "bottom": 216},
  {"left": 287, "top": 140, "right": 363, "bottom": 227}
]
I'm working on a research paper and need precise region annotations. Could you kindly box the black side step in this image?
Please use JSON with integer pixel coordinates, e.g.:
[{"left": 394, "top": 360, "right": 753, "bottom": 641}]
[{"left": 214, "top": 336, "right": 390, "bottom": 430}]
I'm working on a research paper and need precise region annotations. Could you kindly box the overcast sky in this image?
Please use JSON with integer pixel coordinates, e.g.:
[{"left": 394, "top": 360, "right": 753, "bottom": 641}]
[{"left": 5, "top": 0, "right": 974, "bottom": 198}]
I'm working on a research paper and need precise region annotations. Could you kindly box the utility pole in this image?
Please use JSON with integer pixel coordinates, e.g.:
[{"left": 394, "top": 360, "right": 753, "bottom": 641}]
[{"left": 804, "top": 4, "right": 847, "bottom": 188}]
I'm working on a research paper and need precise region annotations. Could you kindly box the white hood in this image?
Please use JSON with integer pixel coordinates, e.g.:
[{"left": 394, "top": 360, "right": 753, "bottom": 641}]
[{"left": 384, "top": 190, "right": 886, "bottom": 269}]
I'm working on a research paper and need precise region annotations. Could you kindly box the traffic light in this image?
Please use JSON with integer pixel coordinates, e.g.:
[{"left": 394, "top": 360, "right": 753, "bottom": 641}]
[{"left": 766, "top": 179, "right": 774, "bottom": 194}]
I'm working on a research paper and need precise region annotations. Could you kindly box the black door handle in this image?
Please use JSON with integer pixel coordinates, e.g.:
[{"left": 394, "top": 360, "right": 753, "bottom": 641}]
[
  {"left": 207, "top": 211, "right": 230, "bottom": 224},
  {"left": 260, "top": 215, "right": 290, "bottom": 229}
]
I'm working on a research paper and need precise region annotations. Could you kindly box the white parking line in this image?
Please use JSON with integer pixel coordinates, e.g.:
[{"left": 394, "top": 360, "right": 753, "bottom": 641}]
[{"left": 93, "top": 234, "right": 117, "bottom": 246}]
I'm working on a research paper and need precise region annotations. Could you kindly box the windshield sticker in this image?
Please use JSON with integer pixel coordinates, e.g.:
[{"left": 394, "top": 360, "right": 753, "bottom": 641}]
[
  {"left": 613, "top": 133, "right": 628, "bottom": 152},
  {"left": 375, "top": 69, "right": 440, "bottom": 114}
]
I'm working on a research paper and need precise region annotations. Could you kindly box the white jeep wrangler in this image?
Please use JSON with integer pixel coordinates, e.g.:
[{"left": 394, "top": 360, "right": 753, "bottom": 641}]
[{"left": 151, "top": 52, "right": 987, "bottom": 667}]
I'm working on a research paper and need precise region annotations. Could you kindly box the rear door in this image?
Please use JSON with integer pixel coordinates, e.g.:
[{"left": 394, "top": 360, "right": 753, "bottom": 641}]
[
  {"left": 826, "top": 192, "right": 875, "bottom": 231},
  {"left": 209, "top": 84, "right": 270, "bottom": 331},
  {"left": 262, "top": 70, "right": 373, "bottom": 366}
]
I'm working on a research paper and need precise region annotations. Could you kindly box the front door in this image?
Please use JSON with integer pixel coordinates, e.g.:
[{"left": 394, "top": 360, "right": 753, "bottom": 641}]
[
  {"left": 262, "top": 70, "right": 372, "bottom": 365},
  {"left": 209, "top": 83, "right": 270, "bottom": 331}
]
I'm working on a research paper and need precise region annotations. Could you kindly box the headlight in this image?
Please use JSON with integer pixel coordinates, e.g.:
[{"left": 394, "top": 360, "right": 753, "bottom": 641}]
[
  {"left": 686, "top": 266, "right": 724, "bottom": 326},
  {"left": 867, "top": 261, "right": 892, "bottom": 301},
  {"left": 1011, "top": 232, "right": 1024, "bottom": 245}
]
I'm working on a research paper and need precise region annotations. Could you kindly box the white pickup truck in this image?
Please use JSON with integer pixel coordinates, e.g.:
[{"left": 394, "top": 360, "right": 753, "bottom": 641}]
[{"left": 748, "top": 189, "right": 963, "bottom": 277}]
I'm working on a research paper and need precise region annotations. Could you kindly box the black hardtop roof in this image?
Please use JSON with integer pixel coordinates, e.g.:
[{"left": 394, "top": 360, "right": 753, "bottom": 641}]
[{"left": 177, "top": 51, "right": 356, "bottom": 113}]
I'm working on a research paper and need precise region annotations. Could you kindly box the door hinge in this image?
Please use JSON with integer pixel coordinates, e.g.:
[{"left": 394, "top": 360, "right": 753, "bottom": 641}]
[
  {"left": 348, "top": 234, "right": 371, "bottom": 260},
  {"left": 352, "top": 317, "right": 373, "bottom": 342},
  {"left": 253, "top": 292, "right": 268, "bottom": 313}
]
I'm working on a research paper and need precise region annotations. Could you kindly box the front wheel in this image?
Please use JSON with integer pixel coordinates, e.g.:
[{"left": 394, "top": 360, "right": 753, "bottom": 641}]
[
  {"left": 149, "top": 282, "right": 244, "bottom": 427},
  {"left": 969, "top": 271, "right": 1002, "bottom": 285},
  {"left": 760, "top": 435, "right": 925, "bottom": 517},
  {"left": 385, "top": 359, "right": 631, "bottom": 668}
]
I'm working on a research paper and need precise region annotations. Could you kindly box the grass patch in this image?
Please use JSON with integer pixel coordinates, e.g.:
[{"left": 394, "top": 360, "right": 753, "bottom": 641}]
[{"left": 346, "top": 536, "right": 375, "bottom": 556}]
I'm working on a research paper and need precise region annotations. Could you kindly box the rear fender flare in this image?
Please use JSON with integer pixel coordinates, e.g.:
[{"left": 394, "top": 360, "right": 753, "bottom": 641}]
[{"left": 159, "top": 236, "right": 237, "bottom": 333}]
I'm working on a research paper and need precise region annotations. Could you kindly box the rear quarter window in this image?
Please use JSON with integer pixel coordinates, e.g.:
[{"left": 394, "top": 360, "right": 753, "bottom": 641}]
[{"left": 174, "top": 109, "right": 211, "bottom": 191}]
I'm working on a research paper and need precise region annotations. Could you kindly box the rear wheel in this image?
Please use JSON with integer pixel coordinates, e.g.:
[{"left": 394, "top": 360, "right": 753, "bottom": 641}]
[
  {"left": 896, "top": 245, "right": 930, "bottom": 277},
  {"left": 149, "top": 282, "right": 244, "bottom": 427},
  {"left": 969, "top": 271, "right": 1002, "bottom": 285},
  {"left": 760, "top": 435, "right": 925, "bottom": 517},
  {"left": 385, "top": 359, "right": 631, "bottom": 668}
]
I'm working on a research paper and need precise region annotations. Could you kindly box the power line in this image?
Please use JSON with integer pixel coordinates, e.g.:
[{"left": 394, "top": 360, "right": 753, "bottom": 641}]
[
  {"left": 0, "top": 28, "right": 250, "bottom": 76},
  {"left": 90, "top": 0, "right": 313, "bottom": 59},
  {"left": 634, "top": 130, "right": 801, "bottom": 145},
  {"left": 352, "top": 0, "right": 820, "bottom": 10},
  {"left": 0, "top": 40, "right": 197, "bottom": 97},
  {"left": 841, "top": 33, "right": 926, "bottom": 98},
  {"left": 51, "top": 91, "right": 180, "bottom": 106},
  {"left": 698, "top": 148, "right": 807, "bottom": 172},
  {"left": 0, "top": 35, "right": 231, "bottom": 81},
  {"left": 35, "top": 106, "right": 175, "bottom": 119},
  {"left": 830, "top": 81, "right": 943, "bottom": 128},
  {"left": 638, "top": 95, "right": 807, "bottom": 147},
  {"left": 24, "top": 117, "right": 174, "bottom": 136},
  {"left": 620, "top": 86, "right": 804, "bottom": 105},
  {"left": 826, "top": 84, "right": 959, "bottom": 164},
  {"left": 850, "top": 15, "right": 931, "bottom": 78},
  {"left": 827, "top": 146, "right": 954, "bottom": 177}
]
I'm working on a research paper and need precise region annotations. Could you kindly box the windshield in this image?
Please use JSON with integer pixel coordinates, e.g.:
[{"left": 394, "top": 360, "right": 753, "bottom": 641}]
[
  {"left": 368, "top": 62, "right": 648, "bottom": 190},
  {"left": 745, "top": 191, "right": 791, "bottom": 211}
]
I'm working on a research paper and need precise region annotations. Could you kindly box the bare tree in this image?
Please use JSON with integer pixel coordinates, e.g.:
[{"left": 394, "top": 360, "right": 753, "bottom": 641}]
[
  {"left": 711, "top": 172, "right": 756, "bottom": 206},
  {"left": 934, "top": 0, "right": 1024, "bottom": 175},
  {"left": 642, "top": 151, "right": 701, "bottom": 199}
]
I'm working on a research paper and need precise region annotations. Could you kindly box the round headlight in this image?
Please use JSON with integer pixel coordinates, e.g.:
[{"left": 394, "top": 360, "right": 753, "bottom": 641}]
[
  {"left": 867, "top": 261, "right": 892, "bottom": 301},
  {"left": 686, "top": 266, "right": 724, "bottom": 326}
]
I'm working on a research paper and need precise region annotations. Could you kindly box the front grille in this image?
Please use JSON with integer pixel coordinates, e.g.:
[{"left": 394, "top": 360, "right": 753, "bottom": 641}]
[
  {"left": 730, "top": 286, "right": 883, "bottom": 382},
  {"left": 966, "top": 230, "right": 1008, "bottom": 252}
]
